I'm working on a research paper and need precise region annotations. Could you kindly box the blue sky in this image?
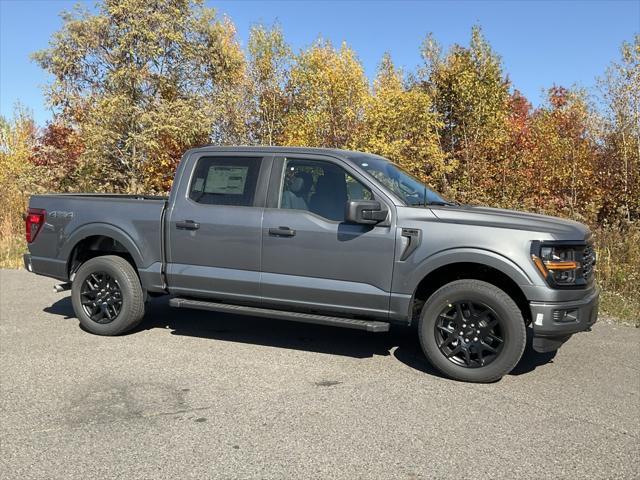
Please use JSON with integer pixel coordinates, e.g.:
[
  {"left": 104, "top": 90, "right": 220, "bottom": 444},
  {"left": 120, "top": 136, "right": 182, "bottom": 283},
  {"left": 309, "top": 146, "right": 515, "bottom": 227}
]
[{"left": 1, "top": 0, "right": 638, "bottom": 125}]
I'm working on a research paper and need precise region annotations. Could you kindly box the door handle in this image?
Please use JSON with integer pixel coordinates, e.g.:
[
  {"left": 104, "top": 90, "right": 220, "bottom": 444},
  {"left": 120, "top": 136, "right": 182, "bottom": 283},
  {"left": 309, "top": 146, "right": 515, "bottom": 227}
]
[
  {"left": 269, "top": 226, "right": 296, "bottom": 237},
  {"left": 176, "top": 220, "right": 200, "bottom": 230}
]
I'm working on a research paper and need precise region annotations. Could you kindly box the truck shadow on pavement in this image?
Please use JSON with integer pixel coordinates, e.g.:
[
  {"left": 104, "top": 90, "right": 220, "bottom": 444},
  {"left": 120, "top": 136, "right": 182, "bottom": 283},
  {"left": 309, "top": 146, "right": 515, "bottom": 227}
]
[{"left": 45, "top": 296, "right": 556, "bottom": 379}]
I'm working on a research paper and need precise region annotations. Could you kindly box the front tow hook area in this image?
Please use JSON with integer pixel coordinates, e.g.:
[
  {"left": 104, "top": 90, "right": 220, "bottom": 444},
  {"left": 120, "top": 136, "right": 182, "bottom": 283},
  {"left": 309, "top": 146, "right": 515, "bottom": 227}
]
[{"left": 532, "top": 335, "right": 572, "bottom": 353}]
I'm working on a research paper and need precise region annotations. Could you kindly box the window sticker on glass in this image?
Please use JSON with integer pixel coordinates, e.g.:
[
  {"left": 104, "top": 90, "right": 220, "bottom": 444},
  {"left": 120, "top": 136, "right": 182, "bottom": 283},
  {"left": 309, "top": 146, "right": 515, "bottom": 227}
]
[{"left": 205, "top": 166, "right": 248, "bottom": 194}]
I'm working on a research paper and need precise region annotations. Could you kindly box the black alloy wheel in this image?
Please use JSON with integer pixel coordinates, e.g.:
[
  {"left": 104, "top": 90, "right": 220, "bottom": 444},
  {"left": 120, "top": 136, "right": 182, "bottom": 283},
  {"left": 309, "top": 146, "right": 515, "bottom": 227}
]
[
  {"left": 72, "top": 255, "right": 145, "bottom": 335},
  {"left": 418, "top": 279, "right": 527, "bottom": 382},
  {"left": 80, "top": 271, "right": 123, "bottom": 324},
  {"left": 435, "top": 301, "right": 505, "bottom": 368}
]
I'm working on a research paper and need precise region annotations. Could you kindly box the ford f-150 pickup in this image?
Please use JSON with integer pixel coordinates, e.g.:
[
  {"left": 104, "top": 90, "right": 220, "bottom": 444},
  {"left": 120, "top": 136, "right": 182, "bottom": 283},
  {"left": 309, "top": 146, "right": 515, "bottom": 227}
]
[{"left": 24, "top": 146, "right": 599, "bottom": 382}]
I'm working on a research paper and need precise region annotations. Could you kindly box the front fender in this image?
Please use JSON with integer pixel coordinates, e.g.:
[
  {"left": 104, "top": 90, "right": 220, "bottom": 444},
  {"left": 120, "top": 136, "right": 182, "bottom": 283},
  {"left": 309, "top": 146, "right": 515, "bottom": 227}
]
[{"left": 395, "top": 247, "right": 535, "bottom": 296}]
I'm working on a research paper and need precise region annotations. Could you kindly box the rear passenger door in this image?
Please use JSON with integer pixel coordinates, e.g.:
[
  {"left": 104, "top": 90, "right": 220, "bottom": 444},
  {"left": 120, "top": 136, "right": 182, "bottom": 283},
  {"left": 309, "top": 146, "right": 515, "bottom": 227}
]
[
  {"left": 166, "top": 152, "right": 270, "bottom": 303},
  {"left": 261, "top": 155, "right": 396, "bottom": 319}
]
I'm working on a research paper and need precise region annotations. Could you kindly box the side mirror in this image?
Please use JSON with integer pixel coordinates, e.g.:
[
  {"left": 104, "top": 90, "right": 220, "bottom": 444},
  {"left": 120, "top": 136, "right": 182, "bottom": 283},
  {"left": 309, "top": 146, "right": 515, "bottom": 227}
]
[{"left": 345, "top": 200, "right": 387, "bottom": 225}]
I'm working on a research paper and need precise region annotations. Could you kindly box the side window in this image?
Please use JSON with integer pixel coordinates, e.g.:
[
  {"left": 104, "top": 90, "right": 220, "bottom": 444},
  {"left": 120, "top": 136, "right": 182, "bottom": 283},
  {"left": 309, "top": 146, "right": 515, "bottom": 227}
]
[
  {"left": 280, "top": 159, "right": 373, "bottom": 221},
  {"left": 189, "top": 156, "right": 261, "bottom": 206}
]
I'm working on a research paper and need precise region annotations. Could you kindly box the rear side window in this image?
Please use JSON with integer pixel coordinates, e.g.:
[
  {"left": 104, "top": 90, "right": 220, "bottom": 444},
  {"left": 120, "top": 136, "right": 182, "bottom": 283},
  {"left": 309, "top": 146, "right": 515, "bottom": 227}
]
[{"left": 189, "top": 156, "right": 261, "bottom": 206}]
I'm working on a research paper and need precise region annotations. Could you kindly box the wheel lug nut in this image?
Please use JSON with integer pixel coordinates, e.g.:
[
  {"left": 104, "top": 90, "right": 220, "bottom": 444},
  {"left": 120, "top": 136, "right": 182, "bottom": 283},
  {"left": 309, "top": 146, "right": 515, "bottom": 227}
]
[
  {"left": 477, "top": 330, "right": 480, "bottom": 334},
  {"left": 473, "top": 337, "right": 478, "bottom": 341},
  {"left": 462, "top": 324, "right": 466, "bottom": 328},
  {"left": 459, "top": 331, "right": 464, "bottom": 335}
]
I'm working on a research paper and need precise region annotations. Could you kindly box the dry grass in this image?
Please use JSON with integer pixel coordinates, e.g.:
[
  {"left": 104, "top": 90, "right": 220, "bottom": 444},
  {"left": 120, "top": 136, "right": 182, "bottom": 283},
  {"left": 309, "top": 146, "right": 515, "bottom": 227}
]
[
  {"left": 594, "top": 226, "right": 640, "bottom": 326},
  {"left": 2, "top": 221, "right": 638, "bottom": 326},
  {"left": 0, "top": 217, "right": 25, "bottom": 269}
]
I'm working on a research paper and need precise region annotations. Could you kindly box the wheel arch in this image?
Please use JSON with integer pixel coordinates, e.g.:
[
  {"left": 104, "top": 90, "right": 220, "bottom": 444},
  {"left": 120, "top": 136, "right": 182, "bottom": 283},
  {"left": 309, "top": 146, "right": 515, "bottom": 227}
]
[
  {"left": 409, "top": 251, "right": 532, "bottom": 326},
  {"left": 62, "top": 224, "right": 144, "bottom": 278}
]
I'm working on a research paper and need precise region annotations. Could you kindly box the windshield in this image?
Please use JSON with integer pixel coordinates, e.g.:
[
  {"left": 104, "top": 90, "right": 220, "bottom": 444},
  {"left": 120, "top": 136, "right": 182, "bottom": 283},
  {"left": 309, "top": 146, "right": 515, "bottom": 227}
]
[{"left": 351, "top": 155, "right": 451, "bottom": 207}]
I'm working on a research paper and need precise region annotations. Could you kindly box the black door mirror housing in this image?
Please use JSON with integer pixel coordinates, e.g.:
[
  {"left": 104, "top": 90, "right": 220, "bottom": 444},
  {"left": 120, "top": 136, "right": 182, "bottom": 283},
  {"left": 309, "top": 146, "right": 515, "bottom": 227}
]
[{"left": 345, "top": 200, "right": 387, "bottom": 225}]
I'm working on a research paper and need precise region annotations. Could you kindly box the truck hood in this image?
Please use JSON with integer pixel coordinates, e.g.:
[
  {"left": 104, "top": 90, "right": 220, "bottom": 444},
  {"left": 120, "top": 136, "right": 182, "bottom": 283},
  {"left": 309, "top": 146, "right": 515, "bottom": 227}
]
[{"left": 429, "top": 205, "right": 591, "bottom": 241}]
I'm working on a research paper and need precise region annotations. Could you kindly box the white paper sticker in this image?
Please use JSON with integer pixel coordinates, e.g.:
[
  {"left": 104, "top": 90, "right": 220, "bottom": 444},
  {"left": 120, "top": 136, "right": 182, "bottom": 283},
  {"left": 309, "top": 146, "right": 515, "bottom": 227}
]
[{"left": 205, "top": 166, "right": 248, "bottom": 194}]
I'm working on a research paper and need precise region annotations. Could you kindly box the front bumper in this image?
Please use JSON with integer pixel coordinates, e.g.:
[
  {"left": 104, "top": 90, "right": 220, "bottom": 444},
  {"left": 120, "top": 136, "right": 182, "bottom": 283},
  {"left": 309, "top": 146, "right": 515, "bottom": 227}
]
[{"left": 529, "top": 286, "right": 599, "bottom": 352}]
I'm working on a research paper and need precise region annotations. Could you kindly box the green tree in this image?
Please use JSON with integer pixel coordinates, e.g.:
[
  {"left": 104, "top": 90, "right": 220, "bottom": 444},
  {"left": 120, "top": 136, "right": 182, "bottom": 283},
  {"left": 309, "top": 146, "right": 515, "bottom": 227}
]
[
  {"left": 282, "top": 40, "right": 369, "bottom": 148},
  {"left": 357, "top": 53, "right": 448, "bottom": 190},
  {"left": 33, "top": 0, "right": 245, "bottom": 193}
]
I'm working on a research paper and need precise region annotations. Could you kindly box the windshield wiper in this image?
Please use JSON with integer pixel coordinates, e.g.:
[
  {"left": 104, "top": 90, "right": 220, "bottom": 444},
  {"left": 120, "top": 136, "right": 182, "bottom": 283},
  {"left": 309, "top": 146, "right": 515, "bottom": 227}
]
[{"left": 408, "top": 199, "right": 457, "bottom": 207}]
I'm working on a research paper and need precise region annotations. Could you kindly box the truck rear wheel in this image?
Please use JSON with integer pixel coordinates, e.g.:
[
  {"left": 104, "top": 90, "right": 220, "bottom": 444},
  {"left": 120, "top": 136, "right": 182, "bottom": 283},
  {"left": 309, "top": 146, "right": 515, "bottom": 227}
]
[
  {"left": 71, "top": 255, "right": 145, "bottom": 335},
  {"left": 418, "top": 279, "right": 526, "bottom": 383}
]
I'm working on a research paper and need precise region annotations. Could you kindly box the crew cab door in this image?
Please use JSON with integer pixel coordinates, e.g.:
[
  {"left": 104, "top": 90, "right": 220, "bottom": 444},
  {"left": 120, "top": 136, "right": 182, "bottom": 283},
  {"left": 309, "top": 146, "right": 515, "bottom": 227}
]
[
  {"left": 261, "top": 155, "right": 396, "bottom": 319},
  {"left": 166, "top": 152, "right": 270, "bottom": 303}
]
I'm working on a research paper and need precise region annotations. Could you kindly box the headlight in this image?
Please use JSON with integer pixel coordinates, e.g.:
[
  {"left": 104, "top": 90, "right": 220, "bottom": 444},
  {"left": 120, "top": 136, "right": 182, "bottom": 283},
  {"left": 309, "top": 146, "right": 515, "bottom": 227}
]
[{"left": 531, "top": 241, "right": 593, "bottom": 288}]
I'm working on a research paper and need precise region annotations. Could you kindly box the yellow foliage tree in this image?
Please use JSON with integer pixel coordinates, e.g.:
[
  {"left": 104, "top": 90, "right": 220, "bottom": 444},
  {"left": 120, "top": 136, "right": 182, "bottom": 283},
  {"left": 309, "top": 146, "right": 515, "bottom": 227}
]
[
  {"left": 33, "top": 0, "right": 246, "bottom": 193},
  {"left": 247, "top": 24, "right": 291, "bottom": 146},
  {"left": 597, "top": 35, "right": 640, "bottom": 223},
  {"left": 526, "top": 87, "right": 601, "bottom": 223},
  {"left": 0, "top": 106, "right": 38, "bottom": 264},
  {"left": 421, "top": 27, "right": 511, "bottom": 202},
  {"left": 356, "top": 53, "right": 449, "bottom": 191},
  {"left": 281, "top": 40, "right": 369, "bottom": 148}
]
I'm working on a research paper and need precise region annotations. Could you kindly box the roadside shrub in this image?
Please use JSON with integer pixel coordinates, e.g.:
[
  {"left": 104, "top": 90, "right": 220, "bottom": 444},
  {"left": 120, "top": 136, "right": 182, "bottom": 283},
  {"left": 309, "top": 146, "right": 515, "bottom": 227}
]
[{"left": 594, "top": 225, "right": 640, "bottom": 326}]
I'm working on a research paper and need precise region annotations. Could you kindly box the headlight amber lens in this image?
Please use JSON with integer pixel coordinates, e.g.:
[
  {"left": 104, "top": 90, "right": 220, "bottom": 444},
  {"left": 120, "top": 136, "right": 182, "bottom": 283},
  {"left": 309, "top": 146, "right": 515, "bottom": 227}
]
[{"left": 534, "top": 246, "right": 580, "bottom": 285}]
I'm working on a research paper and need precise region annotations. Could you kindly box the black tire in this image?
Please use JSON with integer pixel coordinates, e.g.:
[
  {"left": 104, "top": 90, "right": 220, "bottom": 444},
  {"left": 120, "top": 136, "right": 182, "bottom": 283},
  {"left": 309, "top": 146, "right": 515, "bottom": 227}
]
[
  {"left": 418, "top": 279, "right": 526, "bottom": 383},
  {"left": 71, "top": 255, "right": 145, "bottom": 335}
]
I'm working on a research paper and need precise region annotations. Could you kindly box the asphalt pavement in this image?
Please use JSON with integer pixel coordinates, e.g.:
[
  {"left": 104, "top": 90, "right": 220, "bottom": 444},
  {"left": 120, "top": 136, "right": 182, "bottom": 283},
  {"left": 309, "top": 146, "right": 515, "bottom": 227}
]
[{"left": 1, "top": 269, "right": 638, "bottom": 479}]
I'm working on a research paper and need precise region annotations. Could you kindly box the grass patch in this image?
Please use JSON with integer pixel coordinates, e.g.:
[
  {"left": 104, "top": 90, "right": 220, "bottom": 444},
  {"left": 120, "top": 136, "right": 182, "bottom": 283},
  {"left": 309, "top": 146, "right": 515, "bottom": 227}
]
[{"left": 599, "top": 291, "right": 640, "bottom": 327}]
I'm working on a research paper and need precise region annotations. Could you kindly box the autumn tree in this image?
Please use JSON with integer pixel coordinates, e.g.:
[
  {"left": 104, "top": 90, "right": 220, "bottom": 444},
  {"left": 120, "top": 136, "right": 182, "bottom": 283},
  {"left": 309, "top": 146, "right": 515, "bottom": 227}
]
[
  {"left": 31, "top": 121, "right": 84, "bottom": 192},
  {"left": 420, "top": 26, "right": 512, "bottom": 203},
  {"left": 33, "top": 0, "right": 246, "bottom": 193},
  {"left": 26, "top": 7, "right": 640, "bottom": 228},
  {"left": 597, "top": 35, "right": 640, "bottom": 223},
  {"left": 498, "top": 90, "right": 537, "bottom": 210},
  {"left": 357, "top": 53, "right": 448, "bottom": 190},
  {"left": 282, "top": 40, "right": 369, "bottom": 148},
  {"left": 0, "top": 106, "right": 38, "bottom": 238},
  {"left": 527, "top": 87, "right": 601, "bottom": 222},
  {"left": 246, "top": 24, "right": 291, "bottom": 146}
]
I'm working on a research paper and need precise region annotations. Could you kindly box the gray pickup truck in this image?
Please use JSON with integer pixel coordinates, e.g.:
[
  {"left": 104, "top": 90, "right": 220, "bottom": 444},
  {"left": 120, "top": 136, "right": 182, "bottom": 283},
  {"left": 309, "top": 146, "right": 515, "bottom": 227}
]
[{"left": 24, "top": 146, "right": 599, "bottom": 382}]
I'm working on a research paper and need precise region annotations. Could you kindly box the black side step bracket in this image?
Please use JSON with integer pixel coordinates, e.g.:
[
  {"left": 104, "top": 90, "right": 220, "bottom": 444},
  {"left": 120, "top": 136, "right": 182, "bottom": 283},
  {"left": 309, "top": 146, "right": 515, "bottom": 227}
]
[{"left": 169, "top": 297, "right": 390, "bottom": 333}]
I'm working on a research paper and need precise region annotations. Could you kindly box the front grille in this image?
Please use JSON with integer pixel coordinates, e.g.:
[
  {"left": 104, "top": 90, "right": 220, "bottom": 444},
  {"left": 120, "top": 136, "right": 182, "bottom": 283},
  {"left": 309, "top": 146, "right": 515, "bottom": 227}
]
[{"left": 582, "top": 244, "right": 596, "bottom": 280}]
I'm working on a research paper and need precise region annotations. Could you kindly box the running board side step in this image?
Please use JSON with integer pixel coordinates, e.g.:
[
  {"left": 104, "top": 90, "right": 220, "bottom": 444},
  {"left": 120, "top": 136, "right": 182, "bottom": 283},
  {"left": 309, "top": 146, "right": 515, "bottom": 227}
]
[{"left": 169, "top": 297, "right": 390, "bottom": 333}]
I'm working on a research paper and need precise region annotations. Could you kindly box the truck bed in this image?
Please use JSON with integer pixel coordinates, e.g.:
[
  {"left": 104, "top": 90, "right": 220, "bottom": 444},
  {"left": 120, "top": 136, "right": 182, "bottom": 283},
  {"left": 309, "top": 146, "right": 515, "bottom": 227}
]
[
  {"left": 36, "top": 193, "right": 168, "bottom": 201},
  {"left": 27, "top": 193, "right": 168, "bottom": 288}
]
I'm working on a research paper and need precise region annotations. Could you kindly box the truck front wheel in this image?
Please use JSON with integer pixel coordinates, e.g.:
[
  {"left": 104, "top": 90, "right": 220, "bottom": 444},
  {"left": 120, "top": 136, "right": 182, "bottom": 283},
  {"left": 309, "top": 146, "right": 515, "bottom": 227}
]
[
  {"left": 418, "top": 279, "right": 526, "bottom": 383},
  {"left": 71, "top": 255, "right": 145, "bottom": 335}
]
